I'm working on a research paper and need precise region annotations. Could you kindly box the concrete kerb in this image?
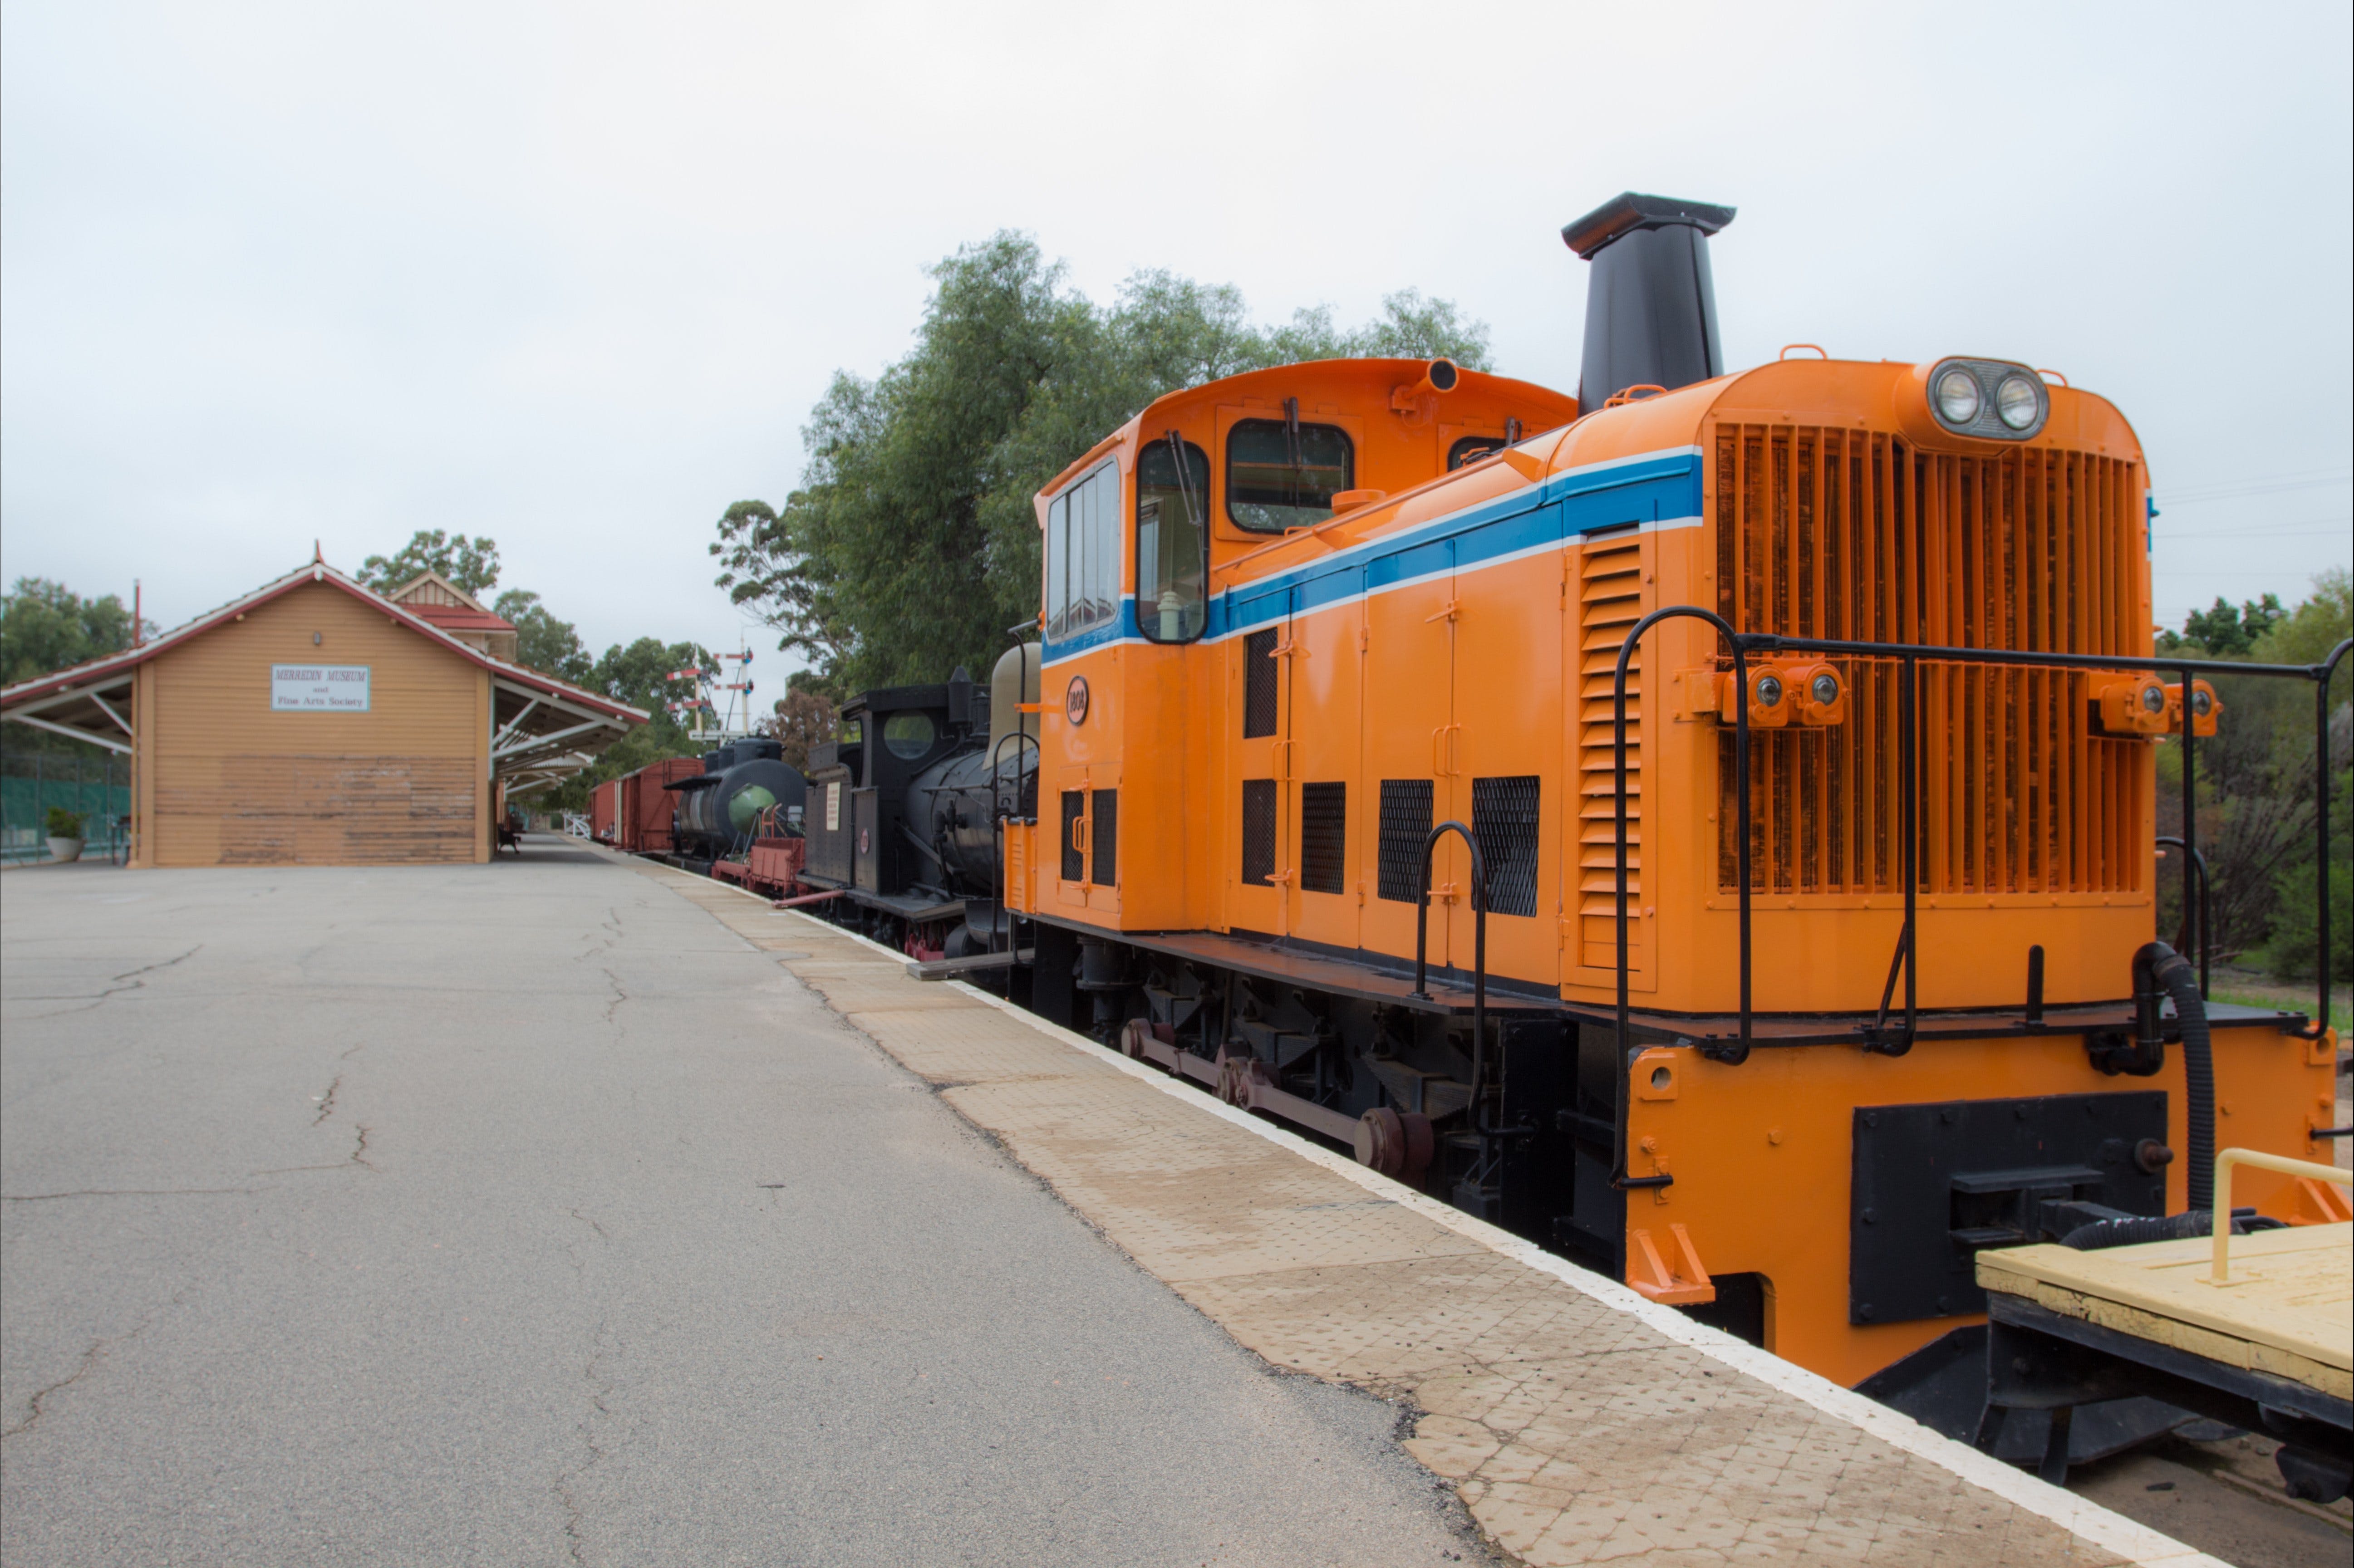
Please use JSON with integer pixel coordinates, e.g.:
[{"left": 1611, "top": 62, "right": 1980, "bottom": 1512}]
[{"left": 670, "top": 862, "right": 2226, "bottom": 1568}]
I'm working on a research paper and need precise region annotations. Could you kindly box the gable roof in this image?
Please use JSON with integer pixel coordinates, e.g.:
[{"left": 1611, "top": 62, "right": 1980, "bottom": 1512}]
[
  {"left": 1, "top": 559, "right": 642, "bottom": 720},
  {"left": 4, "top": 561, "right": 650, "bottom": 784},
  {"left": 386, "top": 569, "right": 496, "bottom": 616}
]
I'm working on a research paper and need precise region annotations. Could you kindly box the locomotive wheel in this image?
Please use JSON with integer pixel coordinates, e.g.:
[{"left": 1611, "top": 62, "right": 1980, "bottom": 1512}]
[
  {"left": 1355, "top": 1107, "right": 1435, "bottom": 1181},
  {"left": 1400, "top": 1110, "right": 1434, "bottom": 1177}
]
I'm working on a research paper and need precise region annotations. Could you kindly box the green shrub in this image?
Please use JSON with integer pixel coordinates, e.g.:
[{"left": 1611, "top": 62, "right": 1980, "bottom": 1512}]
[
  {"left": 2266, "top": 852, "right": 2353, "bottom": 984},
  {"left": 2266, "top": 760, "right": 2352, "bottom": 984},
  {"left": 44, "top": 806, "right": 85, "bottom": 839}
]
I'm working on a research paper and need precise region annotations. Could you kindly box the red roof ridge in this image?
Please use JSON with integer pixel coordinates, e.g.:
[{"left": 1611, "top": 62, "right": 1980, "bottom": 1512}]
[{"left": 406, "top": 604, "right": 518, "bottom": 631}]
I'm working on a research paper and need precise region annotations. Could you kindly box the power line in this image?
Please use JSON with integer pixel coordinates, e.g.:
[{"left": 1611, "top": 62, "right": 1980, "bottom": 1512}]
[
  {"left": 2153, "top": 570, "right": 2343, "bottom": 580},
  {"left": 2153, "top": 518, "right": 2351, "bottom": 541},
  {"left": 2157, "top": 467, "right": 2352, "bottom": 506}
]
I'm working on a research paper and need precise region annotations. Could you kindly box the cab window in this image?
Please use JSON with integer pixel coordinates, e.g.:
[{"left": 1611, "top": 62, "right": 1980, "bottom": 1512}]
[
  {"left": 1137, "top": 435, "right": 1209, "bottom": 642},
  {"left": 1448, "top": 436, "right": 1506, "bottom": 470},
  {"left": 1046, "top": 462, "right": 1121, "bottom": 642},
  {"left": 1226, "top": 412, "right": 1353, "bottom": 534},
  {"left": 882, "top": 712, "right": 935, "bottom": 760}
]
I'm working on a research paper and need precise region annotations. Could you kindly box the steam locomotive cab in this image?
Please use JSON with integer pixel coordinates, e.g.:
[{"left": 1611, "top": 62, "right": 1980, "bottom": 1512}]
[{"left": 800, "top": 666, "right": 1035, "bottom": 959}]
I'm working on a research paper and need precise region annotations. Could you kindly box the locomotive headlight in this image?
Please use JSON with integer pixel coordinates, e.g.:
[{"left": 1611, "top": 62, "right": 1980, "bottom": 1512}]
[
  {"left": 1934, "top": 366, "right": 1981, "bottom": 425},
  {"left": 1995, "top": 374, "right": 2041, "bottom": 431},
  {"left": 1755, "top": 673, "right": 1785, "bottom": 707},
  {"left": 1810, "top": 672, "right": 1840, "bottom": 706},
  {"left": 2190, "top": 687, "right": 2213, "bottom": 717},
  {"left": 2140, "top": 684, "right": 2166, "bottom": 713}
]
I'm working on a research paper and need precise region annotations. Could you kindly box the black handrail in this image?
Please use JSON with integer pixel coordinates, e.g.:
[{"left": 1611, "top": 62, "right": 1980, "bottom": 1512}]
[
  {"left": 1739, "top": 636, "right": 2317, "bottom": 681},
  {"left": 1610, "top": 623, "right": 2346, "bottom": 1058},
  {"left": 2320, "top": 639, "right": 2352, "bottom": 1037},
  {"left": 988, "top": 728, "right": 1038, "bottom": 958},
  {"left": 2154, "top": 835, "right": 2211, "bottom": 1000},
  {"left": 1865, "top": 656, "right": 1922, "bottom": 1053},
  {"left": 987, "top": 620, "right": 1042, "bottom": 960},
  {"left": 1409, "top": 820, "right": 1487, "bottom": 1094},
  {"left": 1612, "top": 605, "right": 1754, "bottom": 1067},
  {"left": 1403, "top": 819, "right": 1478, "bottom": 1026},
  {"left": 2175, "top": 659, "right": 2197, "bottom": 1000}
]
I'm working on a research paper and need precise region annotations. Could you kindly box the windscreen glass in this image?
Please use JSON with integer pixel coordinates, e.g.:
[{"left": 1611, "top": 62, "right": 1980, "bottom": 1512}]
[
  {"left": 1045, "top": 463, "right": 1120, "bottom": 641},
  {"left": 1136, "top": 437, "right": 1209, "bottom": 642},
  {"left": 1226, "top": 418, "right": 1353, "bottom": 534}
]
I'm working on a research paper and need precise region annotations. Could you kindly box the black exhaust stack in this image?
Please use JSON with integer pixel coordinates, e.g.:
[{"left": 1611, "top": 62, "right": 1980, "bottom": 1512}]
[{"left": 1564, "top": 192, "right": 1736, "bottom": 410}]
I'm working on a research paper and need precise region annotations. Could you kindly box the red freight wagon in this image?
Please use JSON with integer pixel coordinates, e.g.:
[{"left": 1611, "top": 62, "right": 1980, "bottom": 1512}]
[
  {"left": 589, "top": 778, "right": 619, "bottom": 843},
  {"left": 618, "top": 757, "right": 703, "bottom": 853}
]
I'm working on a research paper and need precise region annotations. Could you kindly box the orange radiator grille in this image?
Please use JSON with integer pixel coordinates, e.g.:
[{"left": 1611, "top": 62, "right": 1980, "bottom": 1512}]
[
  {"left": 1578, "top": 530, "right": 1649, "bottom": 968},
  {"left": 1709, "top": 424, "right": 2146, "bottom": 897}
]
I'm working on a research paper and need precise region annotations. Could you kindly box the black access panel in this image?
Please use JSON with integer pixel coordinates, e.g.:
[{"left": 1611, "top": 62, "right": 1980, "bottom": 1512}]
[
  {"left": 804, "top": 767, "right": 855, "bottom": 885},
  {"left": 1849, "top": 1092, "right": 2168, "bottom": 1326}
]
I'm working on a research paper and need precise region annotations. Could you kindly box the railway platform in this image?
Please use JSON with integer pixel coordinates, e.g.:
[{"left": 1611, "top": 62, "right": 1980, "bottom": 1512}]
[
  {"left": 1, "top": 843, "right": 2314, "bottom": 1564},
  {"left": 637, "top": 858, "right": 2241, "bottom": 1567}
]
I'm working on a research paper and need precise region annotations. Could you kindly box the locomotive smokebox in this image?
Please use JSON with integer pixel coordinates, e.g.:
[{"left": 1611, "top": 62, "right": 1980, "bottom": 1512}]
[{"left": 1564, "top": 192, "right": 1736, "bottom": 410}]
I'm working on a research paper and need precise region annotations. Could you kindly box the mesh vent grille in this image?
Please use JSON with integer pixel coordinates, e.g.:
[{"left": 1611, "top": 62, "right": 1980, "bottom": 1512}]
[
  {"left": 1091, "top": 789, "right": 1118, "bottom": 888},
  {"left": 1377, "top": 779, "right": 1434, "bottom": 902},
  {"left": 1711, "top": 424, "right": 2143, "bottom": 896},
  {"left": 1241, "top": 779, "right": 1277, "bottom": 886},
  {"left": 1243, "top": 629, "right": 1279, "bottom": 738},
  {"left": 1060, "top": 790, "right": 1085, "bottom": 883},
  {"left": 1472, "top": 775, "right": 1541, "bottom": 917},
  {"left": 1300, "top": 782, "right": 1346, "bottom": 894}
]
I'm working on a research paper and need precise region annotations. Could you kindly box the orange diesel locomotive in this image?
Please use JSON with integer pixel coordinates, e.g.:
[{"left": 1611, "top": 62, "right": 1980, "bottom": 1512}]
[{"left": 811, "top": 194, "right": 2346, "bottom": 1436}]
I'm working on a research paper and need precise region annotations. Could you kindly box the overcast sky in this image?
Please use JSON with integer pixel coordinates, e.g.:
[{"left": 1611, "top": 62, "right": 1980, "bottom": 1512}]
[{"left": 5, "top": 1, "right": 2348, "bottom": 672}]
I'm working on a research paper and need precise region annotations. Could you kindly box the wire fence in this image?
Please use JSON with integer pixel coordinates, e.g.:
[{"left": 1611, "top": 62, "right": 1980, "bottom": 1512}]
[{"left": 0, "top": 747, "right": 131, "bottom": 863}]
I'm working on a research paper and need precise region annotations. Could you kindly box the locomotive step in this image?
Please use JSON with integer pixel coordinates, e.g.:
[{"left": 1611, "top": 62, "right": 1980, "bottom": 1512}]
[{"left": 904, "top": 946, "right": 1035, "bottom": 980}]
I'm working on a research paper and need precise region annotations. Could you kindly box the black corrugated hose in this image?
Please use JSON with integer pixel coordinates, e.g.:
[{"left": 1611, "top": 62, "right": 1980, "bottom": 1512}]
[
  {"left": 2061, "top": 1210, "right": 2215, "bottom": 1248},
  {"left": 2064, "top": 942, "right": 2216, "bottom": 1251},
  {"left": 2139, "top": 941, "right": 2215, "bottom": 1214}
]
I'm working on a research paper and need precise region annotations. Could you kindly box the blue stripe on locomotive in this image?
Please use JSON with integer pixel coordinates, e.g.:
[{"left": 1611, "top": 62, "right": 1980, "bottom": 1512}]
[{"left": 1041, "top": 446, "right": 1703, "bottom": 664}]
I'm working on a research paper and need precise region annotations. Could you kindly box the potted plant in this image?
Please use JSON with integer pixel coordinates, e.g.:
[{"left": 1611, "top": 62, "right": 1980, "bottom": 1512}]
[{"left": 45, "top": 807, "right": 86, "bottom": 863}]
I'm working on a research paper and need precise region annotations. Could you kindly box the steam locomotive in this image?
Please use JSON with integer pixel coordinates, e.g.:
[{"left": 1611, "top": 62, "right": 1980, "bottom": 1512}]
[{"left": 798, "top": 660, "right": 1037, "bottom": 957}]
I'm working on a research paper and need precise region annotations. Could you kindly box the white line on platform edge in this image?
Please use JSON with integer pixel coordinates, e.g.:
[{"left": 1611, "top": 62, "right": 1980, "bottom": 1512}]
[{"left": 703, "top": 879, "right": 2224, "bottom": 1568}]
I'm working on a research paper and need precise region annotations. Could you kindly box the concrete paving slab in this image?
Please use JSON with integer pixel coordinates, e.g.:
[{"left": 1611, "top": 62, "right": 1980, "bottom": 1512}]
[
  {"left": 1, "top": 843, "right": 1497, "bottom": 1566},
  {"left": 635, "top": 858, "right": 2237, "bottom": 1568}
]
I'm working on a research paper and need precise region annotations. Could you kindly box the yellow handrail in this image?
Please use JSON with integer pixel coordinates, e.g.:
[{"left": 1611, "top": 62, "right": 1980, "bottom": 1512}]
[{"left": 2211, "top": 1147, "right": 2351, "bottom": 1283}]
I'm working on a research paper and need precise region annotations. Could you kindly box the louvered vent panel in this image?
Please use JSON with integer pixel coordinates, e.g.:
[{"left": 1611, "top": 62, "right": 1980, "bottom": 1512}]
[
  {"left": 1576, "top": 532, "right": 1649, "bottom": 968},
  {"left": 1711, "top": 424, "right": 2143, "bottom": 896},
  {"left": 1377, "top": 779, "right": 1433, "bottom": 902},
  {"left": 1300, "top": 782, "right": 1347, "bottom": 895},
  {"left": 1240, "top": 779, "right": 1277, "bottom": 887}
]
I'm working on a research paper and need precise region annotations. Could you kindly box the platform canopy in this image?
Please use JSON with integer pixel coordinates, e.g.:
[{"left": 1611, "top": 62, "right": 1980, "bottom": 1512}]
[{"left": 1, "top": 559, "right": 647, "bottom": 796}]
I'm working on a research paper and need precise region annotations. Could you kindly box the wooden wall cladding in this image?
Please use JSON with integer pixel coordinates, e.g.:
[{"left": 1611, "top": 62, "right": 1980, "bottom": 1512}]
[{"left": 146, "top": 580, "right": 487, "bottom": 866}]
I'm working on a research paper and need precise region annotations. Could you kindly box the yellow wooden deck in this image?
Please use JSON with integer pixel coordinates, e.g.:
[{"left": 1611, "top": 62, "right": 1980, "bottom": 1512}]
[{"left": 1977, "top": 1223, "right": 2353, "bottom": 1401}]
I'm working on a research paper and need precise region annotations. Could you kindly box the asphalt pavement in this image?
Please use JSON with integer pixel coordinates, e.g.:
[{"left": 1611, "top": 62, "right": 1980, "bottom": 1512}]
[{"left": 0, "top": 843, "right": 1492, "bottom": 1567}]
